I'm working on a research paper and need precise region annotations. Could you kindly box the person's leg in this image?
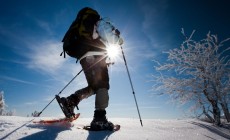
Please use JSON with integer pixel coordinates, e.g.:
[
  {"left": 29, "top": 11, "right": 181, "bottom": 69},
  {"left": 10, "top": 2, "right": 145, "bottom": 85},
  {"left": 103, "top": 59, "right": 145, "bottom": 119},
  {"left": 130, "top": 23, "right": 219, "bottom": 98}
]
[
  {"left": 81, "top": 55, "right": 110, "bottom": 90},
  {"left": 90, "top": 88, "right": 113, "bottom": 130},
  {"left": 60, "top": 56, "right": 97, "bottom": 115},
  {"left": 67, "top": 86, "right": 94, "bottom": 106},
  {"left": 85, "top": 56, "right": 114, "bottom": 130},
  {"left": 85, "top": 56, "right": 110, "bottom": 112},
  {"left": 95, "top": 88, "right": 109, "bottom": 110},
  {"left": 60, "top": 86, "right": 94, "bottom": 115}
]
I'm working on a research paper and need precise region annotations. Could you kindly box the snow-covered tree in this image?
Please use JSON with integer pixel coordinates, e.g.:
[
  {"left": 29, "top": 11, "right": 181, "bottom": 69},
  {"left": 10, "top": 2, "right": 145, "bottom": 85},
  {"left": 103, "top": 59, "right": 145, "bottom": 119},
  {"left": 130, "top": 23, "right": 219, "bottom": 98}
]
[
  {"left": 32, "top": 111, "right": 39, "bottom": 117},
  {"left": 153, "top": 30, "right": 230, "bottom": 125},
  {"left": 5, "top": 110, "right": 15, "bottom": 116},
  {"left": 0, "top": 91, "right": 6, "bottom": 115},
  {"left": 0, "top": 91, "right": 15, "bottom": 116}
]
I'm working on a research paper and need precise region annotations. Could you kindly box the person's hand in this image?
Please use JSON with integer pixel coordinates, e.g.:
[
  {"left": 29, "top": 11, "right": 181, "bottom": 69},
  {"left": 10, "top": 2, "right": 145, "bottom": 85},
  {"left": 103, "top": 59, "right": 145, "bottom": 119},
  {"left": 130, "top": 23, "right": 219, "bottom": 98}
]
[{"left": 118, "top": 38, "right": 124, "bottom": 45}]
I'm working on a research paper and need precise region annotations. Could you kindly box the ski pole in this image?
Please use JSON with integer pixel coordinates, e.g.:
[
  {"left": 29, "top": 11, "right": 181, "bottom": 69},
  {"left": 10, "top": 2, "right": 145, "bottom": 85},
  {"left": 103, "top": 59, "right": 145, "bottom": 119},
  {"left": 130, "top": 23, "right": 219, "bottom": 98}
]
[
  {"left": 120, "top": 45, "right": 143, "bottom": 127},
  {"left": 38, "top": 69, "right": 83, "bottom": 116}
]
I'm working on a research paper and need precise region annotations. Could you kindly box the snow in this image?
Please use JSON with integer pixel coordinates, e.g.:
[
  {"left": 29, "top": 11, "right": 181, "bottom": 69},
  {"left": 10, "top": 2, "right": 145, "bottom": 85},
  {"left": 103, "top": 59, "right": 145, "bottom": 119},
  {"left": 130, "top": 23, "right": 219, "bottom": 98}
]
[{"left": 0, "top": 116, "right": 229, "bottom": 140}]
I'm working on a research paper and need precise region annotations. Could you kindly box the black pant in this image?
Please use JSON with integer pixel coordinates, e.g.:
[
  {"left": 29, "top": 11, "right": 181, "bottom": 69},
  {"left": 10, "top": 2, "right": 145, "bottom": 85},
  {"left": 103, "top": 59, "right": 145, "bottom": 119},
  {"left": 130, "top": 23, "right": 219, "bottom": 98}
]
[{"left": 80, "top": 55, "right": 110, "bottom": 91}]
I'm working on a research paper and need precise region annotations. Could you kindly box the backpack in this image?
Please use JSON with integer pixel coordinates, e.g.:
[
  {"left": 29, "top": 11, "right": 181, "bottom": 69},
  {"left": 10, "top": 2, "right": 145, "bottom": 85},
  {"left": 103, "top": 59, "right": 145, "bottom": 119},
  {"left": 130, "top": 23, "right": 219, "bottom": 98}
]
[{"left": 61, "top": 7, "right": 100, "bottom": 60}]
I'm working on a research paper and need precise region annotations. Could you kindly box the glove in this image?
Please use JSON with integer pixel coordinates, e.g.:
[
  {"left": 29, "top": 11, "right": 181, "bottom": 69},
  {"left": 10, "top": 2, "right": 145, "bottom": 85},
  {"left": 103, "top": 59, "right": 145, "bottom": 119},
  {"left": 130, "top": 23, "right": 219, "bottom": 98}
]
[{"left": 118, "top": 37, "right": 124, "bottom": 45}]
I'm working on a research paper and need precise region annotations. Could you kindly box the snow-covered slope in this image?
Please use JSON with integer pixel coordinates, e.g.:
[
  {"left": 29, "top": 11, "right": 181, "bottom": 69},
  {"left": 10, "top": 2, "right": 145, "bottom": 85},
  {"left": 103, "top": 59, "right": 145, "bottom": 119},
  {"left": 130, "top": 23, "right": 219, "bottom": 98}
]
[{"left": 0, "top": 116, "right": 229, "bottom": 140}]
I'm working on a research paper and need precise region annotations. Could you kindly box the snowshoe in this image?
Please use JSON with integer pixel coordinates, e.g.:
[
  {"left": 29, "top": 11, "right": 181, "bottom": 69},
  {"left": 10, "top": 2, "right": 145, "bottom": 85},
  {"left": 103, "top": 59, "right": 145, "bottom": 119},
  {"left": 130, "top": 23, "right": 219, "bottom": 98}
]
[
  {"left": 88, "top": 110, "right": 118, "bottom": 131},
  {"left": 33, "top": 113, "right": 80, "bottom": 124},
  {"left": 90, "top": 120, "right": 115, "bottom": 131},
  {"left": 83, "top": 124, "right": 120, "bottom": 131}
]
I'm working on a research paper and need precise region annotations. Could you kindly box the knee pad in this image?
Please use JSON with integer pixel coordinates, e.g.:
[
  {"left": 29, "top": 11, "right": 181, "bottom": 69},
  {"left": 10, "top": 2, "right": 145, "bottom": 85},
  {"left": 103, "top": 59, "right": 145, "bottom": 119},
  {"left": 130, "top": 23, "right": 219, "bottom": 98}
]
[{"left": 95, "top": 88, "right": 109, "bottom": 110}]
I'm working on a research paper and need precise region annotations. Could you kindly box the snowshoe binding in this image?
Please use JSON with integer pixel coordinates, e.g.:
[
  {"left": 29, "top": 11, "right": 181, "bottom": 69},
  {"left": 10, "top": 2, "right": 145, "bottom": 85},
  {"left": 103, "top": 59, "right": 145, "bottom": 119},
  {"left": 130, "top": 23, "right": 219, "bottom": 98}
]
[
  {"left": 87, "top": 110, "right": 119, "bottom": 131},
  {"left": 90, "top": 120, "right": 115, "bottom": 131}
]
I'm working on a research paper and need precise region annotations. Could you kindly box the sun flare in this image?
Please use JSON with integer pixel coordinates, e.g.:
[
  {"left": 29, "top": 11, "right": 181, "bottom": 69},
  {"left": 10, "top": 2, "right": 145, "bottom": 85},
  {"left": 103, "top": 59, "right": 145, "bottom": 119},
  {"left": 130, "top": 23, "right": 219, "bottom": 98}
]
[{"left": 106, "top": 44, "right": 120, "bottom": 59}]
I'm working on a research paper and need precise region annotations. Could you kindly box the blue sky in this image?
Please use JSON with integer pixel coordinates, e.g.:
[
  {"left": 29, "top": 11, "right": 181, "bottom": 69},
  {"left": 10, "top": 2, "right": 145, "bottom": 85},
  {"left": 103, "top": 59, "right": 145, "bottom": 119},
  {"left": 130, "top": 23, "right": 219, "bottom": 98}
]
[{"left": 1, "top": 0, "right": 230, "bottom": 119}]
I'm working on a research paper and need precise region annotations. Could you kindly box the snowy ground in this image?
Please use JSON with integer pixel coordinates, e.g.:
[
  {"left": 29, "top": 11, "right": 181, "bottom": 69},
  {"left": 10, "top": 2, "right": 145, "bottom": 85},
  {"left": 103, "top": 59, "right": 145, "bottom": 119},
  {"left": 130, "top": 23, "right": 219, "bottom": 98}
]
[{"left": 0, "top": 116, "right": 229, "bottom": 140}]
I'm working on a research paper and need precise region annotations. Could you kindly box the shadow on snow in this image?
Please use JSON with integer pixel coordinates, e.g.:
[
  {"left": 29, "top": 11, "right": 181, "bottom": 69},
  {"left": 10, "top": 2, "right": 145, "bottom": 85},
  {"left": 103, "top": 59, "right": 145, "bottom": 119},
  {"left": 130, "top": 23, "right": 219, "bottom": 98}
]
[
  {"left": 1, "top": 119, "right": 35, "bottom": 140},
  {"left": 19, "top": 123, "right": 71, "bottom": 140},
  {"left": 190, "top": 121, "right": 230, "bottom": 140},
  {"left": 1, "top": 119, "right": 115, "bottom": 140},
  {"left": 86, "top": 130, "right": 115, "bottom": 140}
]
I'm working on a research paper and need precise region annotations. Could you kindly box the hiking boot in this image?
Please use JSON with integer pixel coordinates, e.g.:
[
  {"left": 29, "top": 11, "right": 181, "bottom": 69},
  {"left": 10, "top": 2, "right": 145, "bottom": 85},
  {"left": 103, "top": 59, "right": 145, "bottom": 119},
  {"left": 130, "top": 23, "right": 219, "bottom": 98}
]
[
  {"left": 90, "top": 110, "right": 114, "bottom": 131},
  {"left": 60, "top": 97, "right": 75, "bottom": 117},
  {"left": 67, "top": 87, "right": 92, "bottom": 110}
]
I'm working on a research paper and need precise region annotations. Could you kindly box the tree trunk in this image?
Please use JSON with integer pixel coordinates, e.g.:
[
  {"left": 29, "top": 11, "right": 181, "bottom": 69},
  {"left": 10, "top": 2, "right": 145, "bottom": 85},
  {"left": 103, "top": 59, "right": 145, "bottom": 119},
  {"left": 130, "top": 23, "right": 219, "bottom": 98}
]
[
  {"left": 220, "top": 102, "right": 230, "bottom": 122},
  {"left": 202, "top": 106, "right": 215, "bottom": 123},
  {"left": 212, "top": 101, "right": 221, "bottom": 126},
  {"left": 202, "top": 83, "right": 221, "bottom": 126}
]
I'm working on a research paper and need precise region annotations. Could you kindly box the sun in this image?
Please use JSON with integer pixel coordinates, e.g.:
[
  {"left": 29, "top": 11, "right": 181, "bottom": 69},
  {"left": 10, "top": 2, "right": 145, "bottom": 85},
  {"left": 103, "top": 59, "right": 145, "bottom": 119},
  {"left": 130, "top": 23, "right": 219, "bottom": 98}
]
[{"left": 106, "top": 44, "right": 120, "bottom": 60}]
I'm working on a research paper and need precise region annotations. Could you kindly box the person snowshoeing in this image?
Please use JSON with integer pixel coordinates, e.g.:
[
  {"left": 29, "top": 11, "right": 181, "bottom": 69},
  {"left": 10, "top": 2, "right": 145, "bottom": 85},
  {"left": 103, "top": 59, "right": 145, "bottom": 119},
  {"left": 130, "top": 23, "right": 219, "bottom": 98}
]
[{"left": 59, "top": 7, "right": 123, "bottom": 131}]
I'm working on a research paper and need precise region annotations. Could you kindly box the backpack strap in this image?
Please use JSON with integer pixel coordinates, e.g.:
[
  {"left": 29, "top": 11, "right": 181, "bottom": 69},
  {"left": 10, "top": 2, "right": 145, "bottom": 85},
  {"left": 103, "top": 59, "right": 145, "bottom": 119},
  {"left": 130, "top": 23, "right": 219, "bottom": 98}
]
[
  {"left": 60, "top": 49, "right": 66, "bottom": 58},
  {"left": 79, "top": 51, "right": 106, "bottom": 62},
  {"left": 60, "top": 50, "right": 79, "bottom": 63}
]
